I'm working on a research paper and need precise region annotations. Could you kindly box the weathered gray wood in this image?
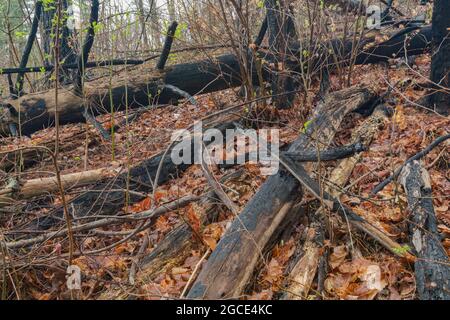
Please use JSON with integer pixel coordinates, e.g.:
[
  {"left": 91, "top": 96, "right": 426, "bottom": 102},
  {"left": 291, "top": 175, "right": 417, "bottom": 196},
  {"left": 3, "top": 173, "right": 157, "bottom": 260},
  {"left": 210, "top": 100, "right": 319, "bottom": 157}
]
[
  {"left": 399, "top": 161, "right": 450, "bottom": 300},
  {"left": 187, "top": 87, "right": 377, "bottom": 299},
  {"left": 282, "top": 104, "right": 390, "bottom": 299}
]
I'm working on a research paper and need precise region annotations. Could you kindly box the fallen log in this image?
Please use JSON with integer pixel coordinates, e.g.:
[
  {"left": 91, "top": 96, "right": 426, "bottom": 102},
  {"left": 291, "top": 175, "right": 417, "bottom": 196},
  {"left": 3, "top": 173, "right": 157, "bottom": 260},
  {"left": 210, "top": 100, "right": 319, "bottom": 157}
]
[
  {"left": 4, "top": 195, "right": 198, "bottom": 249},
  {"left": 33, "top": 120, "right": 238, "bottom": 229},
  {"left": 186, "top": 87, "right": 377, "bottom": 299},
  {"left": 279, "top": 151, "right": 414, "bottom": 259},
  {"left": 0, "top": 130, "right": 91, "bottom": 172},
  {"left": 0, "top": 26, "right": 433, "bottom": 137},
  {"left": 0, "top": 167, "right": 115, "bottom": 208},
  {"left": 371, "top": 133, "right": 450, "bottom": 195},
  {"left": 282, "top": 104, "right": 390, "bottom": 299},
  {"left": 96, "top": 169, "right": 246, "bottom": 300},
  {"left": 0, "top": 54, "right": 246, "bottom": 136},
  {"left": 283, "top": 227, "right": 322, "bottom": 300},
  {"left": 399, "top": 161, "right": 450, "bottom": 300},
  {"left": 284, "top": 142, "right": 365, "bottom": 162},
  {"left": 104, "top": 142, "right": 366, "bottom": 298}
]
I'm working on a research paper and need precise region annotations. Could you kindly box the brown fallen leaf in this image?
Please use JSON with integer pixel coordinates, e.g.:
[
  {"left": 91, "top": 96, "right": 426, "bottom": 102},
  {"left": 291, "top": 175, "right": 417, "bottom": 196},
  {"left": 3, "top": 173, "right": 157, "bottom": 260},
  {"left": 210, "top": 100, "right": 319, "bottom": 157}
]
[{"left": 329, "top": 245, "right": 348, "bottom": 269}]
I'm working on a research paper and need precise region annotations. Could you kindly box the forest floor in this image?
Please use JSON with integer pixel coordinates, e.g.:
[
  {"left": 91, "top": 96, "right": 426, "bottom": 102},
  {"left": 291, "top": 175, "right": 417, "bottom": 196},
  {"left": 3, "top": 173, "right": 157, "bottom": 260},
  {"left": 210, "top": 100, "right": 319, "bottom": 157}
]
[{"left": 0, "top": 53, "right": 448, "bottom": 300}]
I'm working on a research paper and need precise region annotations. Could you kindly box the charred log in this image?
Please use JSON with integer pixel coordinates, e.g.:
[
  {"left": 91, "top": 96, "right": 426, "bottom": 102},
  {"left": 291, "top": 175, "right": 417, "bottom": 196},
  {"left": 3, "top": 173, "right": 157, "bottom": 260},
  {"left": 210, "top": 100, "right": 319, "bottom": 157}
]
[
  {"left": 0, "top": 26, "right": 433, "bottom": 137},
  {"left": 33, "top": 120, "right": 238, "bottom": 229},
  {"left": 186, "top": 87, "right": 377, "bottom": 299}
]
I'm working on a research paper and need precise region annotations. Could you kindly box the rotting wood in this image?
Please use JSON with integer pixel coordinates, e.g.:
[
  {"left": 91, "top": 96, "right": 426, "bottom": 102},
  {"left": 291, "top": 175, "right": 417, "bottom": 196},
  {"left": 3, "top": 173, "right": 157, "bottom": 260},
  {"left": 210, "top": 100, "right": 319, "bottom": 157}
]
[
  {"left": 0, "top": 26, "right": 432, "bottom": 137},
  {"left": 282, "top": 105, "right": 391, "bottom": 299},
  {"left": 186, "top": 87, "right": 377, "bottom": 299},
  {"left": 399, "top": 161, "right": 450, "bottom": 300},
  {"left": 97, "top": 169, "right": 246, "bottom": 300},
  {"left": 283, "top": 227, "right": 321, "bottom": 300},
  {"left": 32, "top": 120, "right": 238, "bottom": 229},
  {"left": 0, "top": 168, "right": 115, "bottom": 208}
]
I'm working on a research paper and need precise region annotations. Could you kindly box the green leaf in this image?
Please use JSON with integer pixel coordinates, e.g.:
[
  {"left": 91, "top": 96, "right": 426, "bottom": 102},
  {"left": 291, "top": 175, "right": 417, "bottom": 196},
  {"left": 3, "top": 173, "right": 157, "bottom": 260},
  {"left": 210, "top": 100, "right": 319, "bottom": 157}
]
[
  {"left": 14, "top": 30, "right": 28, "bottom": 38},
  {"left": 302, "top": 119, "right": 313, "bottom": 133},
  {"left": 392, "top": 245, "right": 411, "bottom": 256}
]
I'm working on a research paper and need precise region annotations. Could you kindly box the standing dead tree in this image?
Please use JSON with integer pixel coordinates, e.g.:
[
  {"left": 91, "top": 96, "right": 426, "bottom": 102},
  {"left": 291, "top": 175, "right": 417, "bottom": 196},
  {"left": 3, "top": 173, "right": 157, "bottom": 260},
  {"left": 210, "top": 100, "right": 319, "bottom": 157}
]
[
  {"left": 429, "top": 0, "right": 449, "bottom": 115},
  {"left": 264, "top": 0, "right": 297, "bottom": 108},
  {"left": 74, "top": 0, "right": 100, "bottom": 95},
  {"left": 40, "top": 0, "right": 77, "bottom": 85},
  {"left": 15, "top": 0, "right": 43, "bottom": 97},
  {"left": 399, "top": 161, "right": 450, "bottom": 300}
]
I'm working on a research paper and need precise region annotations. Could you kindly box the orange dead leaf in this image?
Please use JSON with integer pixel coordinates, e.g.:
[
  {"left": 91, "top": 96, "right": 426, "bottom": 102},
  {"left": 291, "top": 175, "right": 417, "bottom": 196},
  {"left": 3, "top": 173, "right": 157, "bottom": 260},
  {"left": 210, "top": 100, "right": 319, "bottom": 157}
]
[
  {"left": 203, "top": 236, "right": 217, "bottom": 250},
  {"left": 185, "top": 203, "right": 201, "bottom": 234},
  {"left": 129, "top": 197, "right": 152, "bottom": 213},
  {"left": 394, "top": 105, "right": 407, "bottom": 131}
]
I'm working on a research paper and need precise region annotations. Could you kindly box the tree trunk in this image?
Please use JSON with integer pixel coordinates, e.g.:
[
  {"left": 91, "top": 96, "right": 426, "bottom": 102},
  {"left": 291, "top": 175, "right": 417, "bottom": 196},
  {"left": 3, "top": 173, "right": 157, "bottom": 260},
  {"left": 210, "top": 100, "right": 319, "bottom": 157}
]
[
  {"left": 32, "top": 120, "right": 238, "bottom": 229},
  {"left": 40, "top": 0, "right": 77, "bottom": 85},
  {"left": 282, "top": 105, "right": 390, "bottom": 299},
  {"left": 186, "top": 87, "right": 377, "bottom": 299},
  {"left": 430, "top": 0, "right": 450, "bottom": 115},
  {"left": 0, "top": 26, "right": 433, "bottom": 137},
  {"left": 136, "top": 0, "right": 150, "bottom": 52},
  {"left": 0, "top": 54, "right": 246, "bottom": 136}
]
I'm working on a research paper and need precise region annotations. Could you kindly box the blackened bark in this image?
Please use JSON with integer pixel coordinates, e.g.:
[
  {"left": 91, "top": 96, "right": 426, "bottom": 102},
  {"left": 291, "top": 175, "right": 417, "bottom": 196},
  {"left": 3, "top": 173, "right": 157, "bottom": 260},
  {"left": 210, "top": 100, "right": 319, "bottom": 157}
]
[
  {"left": 400, "top": 161, "right": 450, "bottom": 300},
  {"left": 16, "top": 0, "right": 43, "bottom": 97},
  {"left": 264, "top": 0, "right": 297, "bottom": 109},
  {"left": 74, "top": 0, "right": 99, "bottom": 94},
  {"left": 41, "top": 0, "right": 77, "bottom": 85},
  {"left": 430, "top": 0, "right": 450, "bottom": 115},
  {"left": 0, "top": 26, "right": 433, "bottom": 137},
  {"left": 156, "top": 21, "right": 178, "bottom": 71},
  {"left": 254, "top": 15, "right": 268, "bottom": 47},
  {"left": 33, "top": 121, "right": 237, "bottom": 229},
  {"left": 187, "top": 87, "right": 377, "bottom": 299}
]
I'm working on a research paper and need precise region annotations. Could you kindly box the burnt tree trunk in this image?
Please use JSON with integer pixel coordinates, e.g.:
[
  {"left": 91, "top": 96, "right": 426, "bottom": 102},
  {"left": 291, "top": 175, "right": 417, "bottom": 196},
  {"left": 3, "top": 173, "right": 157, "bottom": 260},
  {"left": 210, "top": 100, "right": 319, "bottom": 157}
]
[
  {"left": 33, "top": 120, "right": 238, "bottom": 229},
  {"left": 282, "top": 104, "right": 390, "bottom": 299},
  {"left": 15, "top": 0, "right": 43, "bottom": 97},
  {"left": 74, "top": 0, "right": 99, "bottom": 94},
  {"left": 41, "top": 0, "right": 77, "bottom": 85},
  {"left": 0, "top": 26, "right": 433, "bottom": 137},
  {"left": 399, "top": 161, "right": 450, "bottom": 300},
  {"left": 186, "top": 87, "right": 377, "bottom": 299},
  {"left": 430, "top": 0, "right": 450, "bottom": 115},
  {"left": 265, "top": 0, "right": 297, "bottom": 108},
  {"left": 0, "top": 54, "right": 247, "bottom": 136}
]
